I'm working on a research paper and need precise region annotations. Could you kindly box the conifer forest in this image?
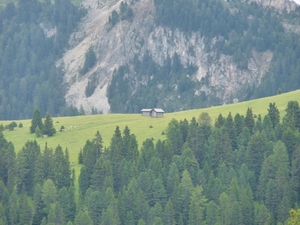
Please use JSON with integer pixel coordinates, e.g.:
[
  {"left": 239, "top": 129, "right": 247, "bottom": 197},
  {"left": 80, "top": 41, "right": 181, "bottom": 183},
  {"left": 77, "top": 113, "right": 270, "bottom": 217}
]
[{"left": 0, "top": 101, "right": 300, "bottom": 224}]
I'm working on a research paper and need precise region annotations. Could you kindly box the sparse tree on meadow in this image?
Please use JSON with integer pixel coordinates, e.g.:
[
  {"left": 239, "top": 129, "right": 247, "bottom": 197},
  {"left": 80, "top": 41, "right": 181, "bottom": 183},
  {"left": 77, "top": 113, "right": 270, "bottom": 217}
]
[
  {"left": 43, "top": 113, "right": 56, "bottom": 136},
  {"left": 30, "top": 106, "right": 43, "bottom": 134}
]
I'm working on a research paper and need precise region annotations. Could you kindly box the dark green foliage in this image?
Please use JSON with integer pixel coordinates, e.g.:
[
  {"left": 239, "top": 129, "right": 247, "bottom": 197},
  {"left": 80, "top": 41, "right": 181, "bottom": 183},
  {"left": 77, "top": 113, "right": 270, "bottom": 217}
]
[
  {"left": 43, "top": 112, "right": 56, "bottom": 136},
  {"left": 19, "top": 194, "right": 33, "bottom": 225},
  {"left": 85, "top": 74, "right": 98, "bottom": 97},
  {"left": 246, "top": 131, "right": 267, "bottom": 183},
  {"left": 30, "top": 107, "right": 43, "bottom": 133},
  {"left": 16, "top": 140, "right": 40, "bottom": 195},
  {"left": 283, "top": 101, "right": 300, "bottom": 131},
  {"left": 268, "top": 103, "right": 280, "bottom": 128},
  {"left": 245, "top": 107, "right": 255, "bottom": 133},
  {"left": 80, "top": 47, "right": 96, "bottom": 75},
  {"left": 2, "top": 101, "right": 300, "bottom": 224},
  {"left": 108, "top": 2, "right": 133, "bottom": 28},
  {"left": 0, "top": 0, "right": 85, "bottom": 120},
  {"left": 210, "top": 127, "right": 233, "bottom": 169},
  {"left": 74, "top": 210, "right": 93, "bottom": 225},
  {"left": 60, "top": 125, "right": 65, "bottom": 132},
  {"left": 78, "top": 150, "right": 83, "bottom": 164},
  {"left": 166, "top": 119, "right": 183, "bottom": 155},
  {"left": 108, "top": 53, "right": 199, "bottom": 113},
  {"left": 108, "top": 10, "right": 119, "bottom": 27},
  {"left": 32, "top": 184, "right": 46, "bottom": 225},
  {"left": 225, "top": 112, "right": 238, "bottom": 150},
  {"left": 215, "top": 114, "right": 226, "bottom": 128},
  {"left": 54, "top": 146, "right": 71, "bottom": 189},
  {"left": 7, "top": 122, "right": 18, "bottom": 131}
]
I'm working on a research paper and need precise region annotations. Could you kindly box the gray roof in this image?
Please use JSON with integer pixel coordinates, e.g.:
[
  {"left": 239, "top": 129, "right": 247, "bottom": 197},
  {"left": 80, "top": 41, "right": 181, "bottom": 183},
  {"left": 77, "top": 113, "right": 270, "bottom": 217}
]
[
  {"left": 152, "top": 108, "right": 165, "bottom": 113},
  {"left": 141, "top": 109, "right": 152, "bottom": 112}
]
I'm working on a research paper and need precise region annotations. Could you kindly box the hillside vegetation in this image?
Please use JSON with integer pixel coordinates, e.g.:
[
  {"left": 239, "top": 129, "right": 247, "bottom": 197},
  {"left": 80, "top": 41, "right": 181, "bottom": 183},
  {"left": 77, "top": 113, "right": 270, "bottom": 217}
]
[
  {"left": 107, "top": 0, "right": 300, "bottom": 113},
  {"left": 0, "top": 0, "right": 85, "bottom": 119},
  {"left": 2, "top": 90, "right": 299, "bottom": 166},
  {"left": 0, "top": 90, "right": 300, "bottom": 225}
]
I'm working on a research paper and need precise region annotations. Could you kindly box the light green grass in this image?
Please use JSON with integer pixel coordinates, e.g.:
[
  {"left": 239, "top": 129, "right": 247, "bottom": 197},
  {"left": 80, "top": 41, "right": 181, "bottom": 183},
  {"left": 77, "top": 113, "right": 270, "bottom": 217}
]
[{"left": 1, "top": 90, "right": 299, "bottom": 170}]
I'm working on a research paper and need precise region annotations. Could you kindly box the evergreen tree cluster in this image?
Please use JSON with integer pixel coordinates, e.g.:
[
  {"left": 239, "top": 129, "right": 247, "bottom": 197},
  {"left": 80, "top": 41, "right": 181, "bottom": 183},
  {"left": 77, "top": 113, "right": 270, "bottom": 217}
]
[
  {"left": 108, "top": 52, "right": 201, "bottom": 113},
  {"left": 80, "top": 47, "right": 96, "bottom": 76},
  {"left": 0, "top": 137, "right": 75, "bottom": 225},
  {"left": 0, "top": 101, "right": 300, "bottom": 224},
  {"left": 0, "top": 0, "right": 86, "bottom": 120},
  {"left": 108, "top": 1, "right": 133, "bottom": 28},
  {"left": 76, "top": 100, "right": 299, "bottom": 224},
  {"left": 30, "top": 106, "right": 56, "bottom": 136}
]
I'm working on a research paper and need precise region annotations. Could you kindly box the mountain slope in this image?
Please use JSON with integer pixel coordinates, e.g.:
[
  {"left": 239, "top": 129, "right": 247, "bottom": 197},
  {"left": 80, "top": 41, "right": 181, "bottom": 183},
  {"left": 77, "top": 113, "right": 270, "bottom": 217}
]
[
  {"left": 3, "top": 89, "right": 300, "bottom": 163},
  {"left": 60, "top": 0, "right": 300, "bottom": 114}
]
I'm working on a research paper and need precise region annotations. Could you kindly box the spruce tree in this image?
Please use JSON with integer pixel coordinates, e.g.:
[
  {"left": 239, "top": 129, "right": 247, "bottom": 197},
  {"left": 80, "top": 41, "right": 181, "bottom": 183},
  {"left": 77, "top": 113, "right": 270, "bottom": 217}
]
[
  {"left": 30, "top": 106, "right": 43, "bottom": 134},
  {"left": 245, "top": 107, "right": 255, "bottom": 133},
  {"left": 268, "top": 102, "right": 280, "bottom": 128},
  {"left": 43, "top": 112, "right": 56, "bottom": 136}
]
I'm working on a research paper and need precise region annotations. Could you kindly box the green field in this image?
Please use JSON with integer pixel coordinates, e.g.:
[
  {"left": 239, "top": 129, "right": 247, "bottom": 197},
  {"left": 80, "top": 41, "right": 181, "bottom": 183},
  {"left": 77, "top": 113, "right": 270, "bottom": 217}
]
[{"left": 1, "top": 90, "right": 299, "bottom": 170}]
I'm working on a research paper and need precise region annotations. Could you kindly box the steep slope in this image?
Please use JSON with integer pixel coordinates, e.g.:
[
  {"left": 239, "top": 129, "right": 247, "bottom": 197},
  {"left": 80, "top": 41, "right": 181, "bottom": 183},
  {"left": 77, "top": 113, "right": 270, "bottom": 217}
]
[{"left": 59, "top": 0, "right": 299, "bottom": 114}]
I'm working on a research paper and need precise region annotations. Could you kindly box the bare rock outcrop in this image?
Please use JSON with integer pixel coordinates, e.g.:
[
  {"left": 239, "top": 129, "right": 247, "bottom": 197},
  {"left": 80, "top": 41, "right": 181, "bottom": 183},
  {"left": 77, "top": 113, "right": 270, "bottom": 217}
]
[
  {"left": 250, "top": 0, "right": 298, "bottom": 11},
  {"left": 59, "top": 0, "right": 275, "bottom": 114}
]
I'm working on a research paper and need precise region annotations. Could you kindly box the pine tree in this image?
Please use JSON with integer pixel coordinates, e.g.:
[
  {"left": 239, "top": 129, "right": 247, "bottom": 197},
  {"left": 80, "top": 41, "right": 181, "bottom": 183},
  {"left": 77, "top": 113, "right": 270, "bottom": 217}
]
[
  {"left": 42, "top": 179, "right": 57, "bottom": 214},
  {"left": 245, "top": 107, "right": 255, "bottom": 133},
  {"left": 74, "top": 211, "right": 93, "bottom": 225},
  {"left": 86, "top": 190, "right": 103, "bottom": 225},
  {"left": 225, "top": 112, "right": 237, "bottom": 150},
  {"left": 19, "top": 194, "right": 33, "bottom": 225},
  {"left": 268, "top": 102, "right": 280, "bottom": 128},
  {"left": 43, "top": 112, "right": 56, "bottom": 136},
  {"left": 166, "top": 119, "right": 183, "bottom": 155},
  {"left": 246, "top": 131, "right": 267, "bottom": 183},
  {"left": 54, "top": 146, "right": 71, "bottom": 189},
  {"left": 188, "top": 186, "right": 207, "bottom": 225},
  {"left": 8, "top": 191, "right": 19, "bottom": 225},
  {"left": 179, "top": 170, "right": 194, "bottom": 224},
  {"left": 206, "top": 201, "right": 218, "bottom": 225},
  {"left": 16, "top": 140, "right": 41, "bottom": 196},
  {"left": 0, "top": 203, "right": 8, "bottom": 225},
  {"left": 255, "top": 203, "right": 271, "bottom": 225},
  {"left": 30, "top": 106, "right": 43, "bottom": 133},
  {"left": 32, "top": 184, "right": 46, "bottom": 225},
  {"left": 164, "top": 199, "right": 175, "bottom": 225},
  {"left": 109, "top": 126, "right": 123, "bottom": 190}
]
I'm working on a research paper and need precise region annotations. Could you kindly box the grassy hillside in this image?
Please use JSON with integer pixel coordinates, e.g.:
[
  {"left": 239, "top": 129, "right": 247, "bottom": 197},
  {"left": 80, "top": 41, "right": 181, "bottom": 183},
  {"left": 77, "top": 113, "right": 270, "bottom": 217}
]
[{"left": 1, "top": 90, "right": 299, "bottom": 170}]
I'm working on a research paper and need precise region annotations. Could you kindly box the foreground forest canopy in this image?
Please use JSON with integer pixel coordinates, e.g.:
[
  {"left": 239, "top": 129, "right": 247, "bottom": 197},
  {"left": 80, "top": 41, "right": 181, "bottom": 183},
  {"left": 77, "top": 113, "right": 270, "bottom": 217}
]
[{"left": 0, "top": 101, "right": 300, "bottom": 224}]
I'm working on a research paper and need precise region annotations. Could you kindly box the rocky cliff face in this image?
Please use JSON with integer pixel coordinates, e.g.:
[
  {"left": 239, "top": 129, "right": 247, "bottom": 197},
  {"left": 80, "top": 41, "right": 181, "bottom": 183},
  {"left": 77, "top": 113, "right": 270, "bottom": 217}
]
[
  {"left": 58, "top": 0, "right": 287, "bottom": 114},
  {"left": 250, "top": 0, "right": 297, "bottom": 11}
]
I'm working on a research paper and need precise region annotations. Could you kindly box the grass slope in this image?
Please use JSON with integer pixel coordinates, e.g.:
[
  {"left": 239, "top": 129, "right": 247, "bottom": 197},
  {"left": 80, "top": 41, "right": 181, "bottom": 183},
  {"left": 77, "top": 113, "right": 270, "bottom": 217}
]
[{"left": 1, "top": 90, "right": 299, "bottom": 171}]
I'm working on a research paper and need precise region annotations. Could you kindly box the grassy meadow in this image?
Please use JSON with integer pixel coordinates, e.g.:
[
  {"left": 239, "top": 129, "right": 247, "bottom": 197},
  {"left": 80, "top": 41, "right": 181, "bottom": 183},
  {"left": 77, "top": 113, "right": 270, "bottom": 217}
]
[{"left": 1, "top": 90, "right": 299, "bottom": 170}]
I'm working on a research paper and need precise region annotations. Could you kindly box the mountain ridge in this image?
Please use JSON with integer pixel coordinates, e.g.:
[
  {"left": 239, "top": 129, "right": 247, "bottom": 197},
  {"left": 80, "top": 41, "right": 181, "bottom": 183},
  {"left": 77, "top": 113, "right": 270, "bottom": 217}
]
[{"left": 59, "top": 0, "right": 300, "bottom": 114}]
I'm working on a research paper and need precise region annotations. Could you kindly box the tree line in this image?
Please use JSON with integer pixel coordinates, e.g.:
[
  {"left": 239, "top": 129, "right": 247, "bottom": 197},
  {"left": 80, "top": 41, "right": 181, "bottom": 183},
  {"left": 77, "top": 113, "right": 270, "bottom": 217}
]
[{"left": 0, "top": 100, "right": 300, "bottom": 224}]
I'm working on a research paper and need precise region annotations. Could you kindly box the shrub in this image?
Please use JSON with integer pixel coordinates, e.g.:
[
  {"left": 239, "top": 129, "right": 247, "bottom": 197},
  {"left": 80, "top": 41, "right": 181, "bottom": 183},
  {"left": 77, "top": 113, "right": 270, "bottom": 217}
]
[{"left": 60, "top": 125, "right": 65, "bottom": 132}]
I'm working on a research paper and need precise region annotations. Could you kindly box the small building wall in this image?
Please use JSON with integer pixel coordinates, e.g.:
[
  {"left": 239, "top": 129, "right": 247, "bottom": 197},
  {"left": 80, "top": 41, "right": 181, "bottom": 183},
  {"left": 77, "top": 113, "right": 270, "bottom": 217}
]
[
  {"left": 151, "top": 111, "right": 156, "bottom": 117},
  {"left": 142, "top": 111, "right": 151, "bottom": 116},
  {"left": 156, "top": 112, "right": 163, "bottom": 118}
]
